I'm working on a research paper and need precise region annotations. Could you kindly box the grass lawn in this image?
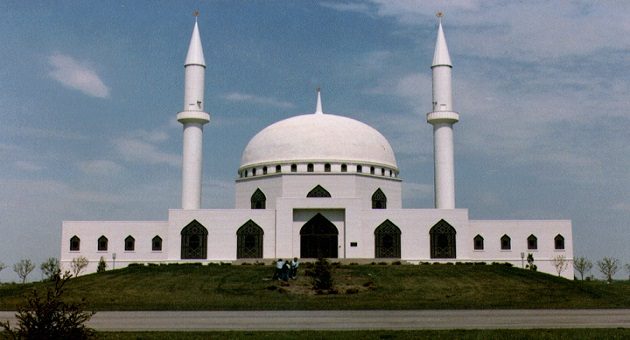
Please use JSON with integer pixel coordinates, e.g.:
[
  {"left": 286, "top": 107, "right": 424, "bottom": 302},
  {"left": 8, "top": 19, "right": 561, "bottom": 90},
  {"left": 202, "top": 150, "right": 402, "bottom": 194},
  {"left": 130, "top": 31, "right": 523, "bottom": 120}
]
[{"left": 1, "top": 262, "right": 629, "bottom": 310}]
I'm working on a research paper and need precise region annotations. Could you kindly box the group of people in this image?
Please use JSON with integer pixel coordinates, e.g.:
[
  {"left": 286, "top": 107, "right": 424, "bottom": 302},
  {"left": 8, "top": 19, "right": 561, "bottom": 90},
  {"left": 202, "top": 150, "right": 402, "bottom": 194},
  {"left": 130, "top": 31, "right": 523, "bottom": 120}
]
[{"left": 273, "top": 257, "right": 299, "bottom": 281}]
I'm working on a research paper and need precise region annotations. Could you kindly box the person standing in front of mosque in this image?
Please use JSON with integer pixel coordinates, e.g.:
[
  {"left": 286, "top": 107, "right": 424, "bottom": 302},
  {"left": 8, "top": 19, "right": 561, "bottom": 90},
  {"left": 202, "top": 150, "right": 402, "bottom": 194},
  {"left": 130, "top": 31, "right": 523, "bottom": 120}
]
[{"left": 290, "top": 257, "right": 300, "bottom": 279}]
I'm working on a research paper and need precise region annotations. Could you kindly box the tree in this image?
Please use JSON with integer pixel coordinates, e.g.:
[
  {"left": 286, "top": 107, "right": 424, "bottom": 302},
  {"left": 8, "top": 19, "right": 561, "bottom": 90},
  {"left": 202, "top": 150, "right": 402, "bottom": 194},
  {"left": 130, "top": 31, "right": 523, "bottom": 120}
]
[
  {"left": 573, "top": 256, "right": 593, "bottom": 280},
  {"left": 97, "top": 256, "right": 107, "bottom": 273},
  {"left": 552, "top": 255, "right": 569, "bottom": 277},
  {"left": 70, "top": 256, "right": 89, "bottom": 277},
  {"left": 1, "top": 272, "right": 95, "bottom": 339},
  {"left": 626, "top": 263, "right": 630, "bottom": 280},
  {"left": 597, "top": 257, "right": 619, "bottom": 283},
  {"left": 13, "top": 259, "right": 35, "bottom": 284},
  {"left": 525, "top": 253, "right": 537, "bottom": 271},
  {"left": 40, "top": 257, "right": 61, "bottom": 282}
]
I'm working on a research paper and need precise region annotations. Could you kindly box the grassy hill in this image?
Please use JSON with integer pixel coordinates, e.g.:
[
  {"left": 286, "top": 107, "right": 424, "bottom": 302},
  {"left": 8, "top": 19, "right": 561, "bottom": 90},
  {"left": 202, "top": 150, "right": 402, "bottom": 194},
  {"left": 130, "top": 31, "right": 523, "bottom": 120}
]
[{"left": 1, "top": 262, "right": 629, "bottom": 311}]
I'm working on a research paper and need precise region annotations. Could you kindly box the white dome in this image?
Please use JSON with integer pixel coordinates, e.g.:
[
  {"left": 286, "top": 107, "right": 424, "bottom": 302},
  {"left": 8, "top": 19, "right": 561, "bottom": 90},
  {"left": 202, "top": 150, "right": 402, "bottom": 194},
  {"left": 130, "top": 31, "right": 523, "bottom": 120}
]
[{"left": 240, "top": 112, "right": 398, "bottom": 169}]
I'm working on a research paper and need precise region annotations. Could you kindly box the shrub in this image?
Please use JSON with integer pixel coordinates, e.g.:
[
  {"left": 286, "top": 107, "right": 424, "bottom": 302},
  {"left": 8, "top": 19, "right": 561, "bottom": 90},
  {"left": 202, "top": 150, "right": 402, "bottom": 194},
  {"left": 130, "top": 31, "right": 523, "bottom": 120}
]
[
  {"left": 1, "top": 273, "right": 95, "bottom": 339},
  {"left": 96, "top": 257, "right": 107, "bottom": 273},
  {"left": 312, "top": 258, "right": 334, "bottom": 291},
  {"left": 40, "top": 258, "right": 61, "bottom": 281}
]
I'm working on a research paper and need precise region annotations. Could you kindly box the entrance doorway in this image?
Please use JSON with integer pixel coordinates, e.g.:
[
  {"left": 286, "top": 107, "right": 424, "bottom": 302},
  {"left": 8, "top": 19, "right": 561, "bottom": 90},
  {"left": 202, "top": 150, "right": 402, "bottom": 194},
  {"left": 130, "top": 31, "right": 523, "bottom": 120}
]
[{"left": 300, "top": 213, "right": 338, "bottom": 258}]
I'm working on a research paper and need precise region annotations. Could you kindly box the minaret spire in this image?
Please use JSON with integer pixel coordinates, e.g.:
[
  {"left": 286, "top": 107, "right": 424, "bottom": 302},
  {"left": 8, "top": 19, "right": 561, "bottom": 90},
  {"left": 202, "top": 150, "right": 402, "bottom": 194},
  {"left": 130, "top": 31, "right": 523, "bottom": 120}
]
[
  {"left": 315, "top": 87, "right": 323, "bottom": 114},
  {"left": 177, "top": 16, "right": 210, "bottom": 210},
  {"left": 426, "top": 13, "right": 459, "bottom": 209}
]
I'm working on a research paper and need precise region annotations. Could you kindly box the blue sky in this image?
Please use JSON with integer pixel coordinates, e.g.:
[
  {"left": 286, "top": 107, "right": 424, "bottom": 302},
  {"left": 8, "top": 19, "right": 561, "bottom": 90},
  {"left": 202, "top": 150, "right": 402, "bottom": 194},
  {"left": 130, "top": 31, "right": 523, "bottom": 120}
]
[{"left": 1, "top": 0, "right": 629, "bottom": 282}]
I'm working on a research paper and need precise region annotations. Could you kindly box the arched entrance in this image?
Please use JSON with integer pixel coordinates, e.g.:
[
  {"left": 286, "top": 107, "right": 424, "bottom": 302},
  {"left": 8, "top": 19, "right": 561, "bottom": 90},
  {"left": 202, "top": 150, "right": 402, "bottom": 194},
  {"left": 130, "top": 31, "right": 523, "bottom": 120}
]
[
  {"left": 429, "top": 219, "right": 456, "bottom": 259},
  {"left": 181, "top": 220, "right": 208, "bottom": 259},
  {"left": 300, "top": 213, "right": 338, "bottom": 258}
]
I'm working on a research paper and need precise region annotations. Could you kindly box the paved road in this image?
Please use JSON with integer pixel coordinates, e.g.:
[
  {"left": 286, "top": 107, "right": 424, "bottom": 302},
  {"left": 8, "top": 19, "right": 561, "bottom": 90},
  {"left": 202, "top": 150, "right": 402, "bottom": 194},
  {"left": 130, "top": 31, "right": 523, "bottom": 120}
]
[{"left": 2, "top": 309, "right": 630, "bottom": 331}]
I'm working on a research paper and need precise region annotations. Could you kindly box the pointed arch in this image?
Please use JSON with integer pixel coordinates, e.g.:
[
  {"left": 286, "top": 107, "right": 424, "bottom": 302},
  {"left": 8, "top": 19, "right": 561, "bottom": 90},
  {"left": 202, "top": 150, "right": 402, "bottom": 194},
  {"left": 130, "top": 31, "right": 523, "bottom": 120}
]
[
  {"left": 300, "top": 213, "right": 338, "bottom": 258},
  {"left": 237, "top": 220, "right": 264, "bottom": 259},
  {"left": 250, "top": 188, "right": 266, "bottom": 209},
  {"left": 501, "top": 234, "right": 511, "bottom": 250},
  {"left": 181, "top": 220, "right": 208, "bottom": 259},
  {"left": 307, "top": 185, "right": 331, "bottom": 197},
  {"left": 473, "top": 234, "right": 484, "bottom": 250},
  {"left": 152, "top": 235, "right": 162, "bottom": 251},
  {"left": 124, "top": 235, "right": 135, "bottom": 251},
  {"left": 429, "top": 219, "right": 456, "bottom": 258},
  {"left": 554, "top": 234, "right": 565, "bottom": 250},
  {"left": 371, "top": 188, "right": 387, "bottom": 209},
  {"left": 527, "top": 234, "right": 538, "bottom": 250},
  {"left": 97, "top": 235, "right": 108, "bottom": 251},
  {"left": 70, "top": 235, "right": 80, "bottom": 251},
  {"left": 374, "top": 220, "right": 401, "bottom": 258}
]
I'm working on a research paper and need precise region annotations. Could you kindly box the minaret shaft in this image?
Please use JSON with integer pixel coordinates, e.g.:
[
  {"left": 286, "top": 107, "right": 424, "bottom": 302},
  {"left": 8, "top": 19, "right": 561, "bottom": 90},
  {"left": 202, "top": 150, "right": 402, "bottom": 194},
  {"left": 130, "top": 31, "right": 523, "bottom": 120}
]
[
  {"left": 178, "top": 20, "right": 210, "bottom": 210},
  {"left": 427, "top": 20, "right": 458, "bottom": 209}
]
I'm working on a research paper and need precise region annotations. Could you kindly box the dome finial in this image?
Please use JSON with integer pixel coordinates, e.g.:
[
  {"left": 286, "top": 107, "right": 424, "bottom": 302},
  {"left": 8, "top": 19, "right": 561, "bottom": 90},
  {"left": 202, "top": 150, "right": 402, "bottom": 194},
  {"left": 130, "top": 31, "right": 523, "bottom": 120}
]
[
  {"left": 194, "top": 9, "right": 200, "bottom": 22},
  {"left": 315, "top": 87, "right": 323, "bottom": 115}
]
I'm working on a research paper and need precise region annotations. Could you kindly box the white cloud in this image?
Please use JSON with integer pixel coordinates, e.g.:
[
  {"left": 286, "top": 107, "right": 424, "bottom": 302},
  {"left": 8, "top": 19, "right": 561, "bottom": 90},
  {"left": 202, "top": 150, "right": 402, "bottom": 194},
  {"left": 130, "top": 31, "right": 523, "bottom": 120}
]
[
  {"left": 48, "top": 53, "right": 110, "bottom": 98},
  {"left": 78, "top": 160, "right": 123, "bottom": 176},
  {"left": 114, "top": 137, "right": 180, "bottom": 167},
  {"left": 223, "top": 92, "right": 295, "bottom": 109}
]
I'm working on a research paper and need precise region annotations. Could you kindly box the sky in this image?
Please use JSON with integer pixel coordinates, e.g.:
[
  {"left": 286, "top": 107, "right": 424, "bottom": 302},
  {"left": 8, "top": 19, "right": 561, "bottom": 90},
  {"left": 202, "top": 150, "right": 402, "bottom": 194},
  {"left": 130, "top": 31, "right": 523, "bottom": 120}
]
[{"left": 1, "top": 0, "right": 629, "bottom": 282}]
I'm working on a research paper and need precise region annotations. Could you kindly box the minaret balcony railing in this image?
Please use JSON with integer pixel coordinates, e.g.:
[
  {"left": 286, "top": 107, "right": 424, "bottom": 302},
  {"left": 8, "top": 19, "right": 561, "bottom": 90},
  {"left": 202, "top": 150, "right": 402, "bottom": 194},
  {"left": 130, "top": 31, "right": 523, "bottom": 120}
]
[{"left": 427, "top": 111, "right": 459, "bottom": 124}]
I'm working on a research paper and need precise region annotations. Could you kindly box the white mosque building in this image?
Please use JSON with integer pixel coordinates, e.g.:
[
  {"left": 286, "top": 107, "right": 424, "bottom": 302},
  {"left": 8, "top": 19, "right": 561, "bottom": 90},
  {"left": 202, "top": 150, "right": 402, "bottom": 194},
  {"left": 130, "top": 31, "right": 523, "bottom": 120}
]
[{"left": 60, "top": 18, "right": 574, "bottom": 279}]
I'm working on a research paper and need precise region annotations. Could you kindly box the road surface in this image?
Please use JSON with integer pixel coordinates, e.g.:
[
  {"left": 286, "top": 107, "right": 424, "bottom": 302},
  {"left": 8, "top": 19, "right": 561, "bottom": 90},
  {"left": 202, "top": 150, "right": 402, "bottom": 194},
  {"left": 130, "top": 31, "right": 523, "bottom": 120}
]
[{"left": 1, "top": 309, "right": 629, "bottom": 331}]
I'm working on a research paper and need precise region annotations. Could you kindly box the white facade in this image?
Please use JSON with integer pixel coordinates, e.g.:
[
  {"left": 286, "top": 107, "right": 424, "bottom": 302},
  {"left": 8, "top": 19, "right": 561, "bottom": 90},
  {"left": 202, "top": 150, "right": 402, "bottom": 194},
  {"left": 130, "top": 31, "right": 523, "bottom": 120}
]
[{"left": 60, "top": 19, "right": 574, "bottom": 279}]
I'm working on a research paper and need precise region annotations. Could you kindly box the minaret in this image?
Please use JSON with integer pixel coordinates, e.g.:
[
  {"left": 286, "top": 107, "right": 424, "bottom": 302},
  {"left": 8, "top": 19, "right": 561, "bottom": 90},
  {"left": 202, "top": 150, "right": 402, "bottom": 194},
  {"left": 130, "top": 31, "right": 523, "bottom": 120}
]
[
  {"left": 427, "top": 13, "right": 459, "bottom": 209},
  {"left": 176, "top": 15, "right": 210, "bottom": 210}
]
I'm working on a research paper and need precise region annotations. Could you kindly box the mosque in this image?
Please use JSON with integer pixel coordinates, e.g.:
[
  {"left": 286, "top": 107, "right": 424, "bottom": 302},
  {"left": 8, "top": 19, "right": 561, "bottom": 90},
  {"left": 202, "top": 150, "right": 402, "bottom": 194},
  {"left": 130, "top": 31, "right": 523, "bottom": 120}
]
[{"left": 60, "top": 18, "right": 574, "bottom": 278}]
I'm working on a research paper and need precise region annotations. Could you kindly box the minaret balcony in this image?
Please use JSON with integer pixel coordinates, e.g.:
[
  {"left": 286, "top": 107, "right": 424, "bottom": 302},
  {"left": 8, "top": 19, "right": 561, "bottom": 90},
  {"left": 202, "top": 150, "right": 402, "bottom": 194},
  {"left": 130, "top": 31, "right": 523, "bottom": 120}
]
[
  {"left": 427, "top": 111, "right": 459, "bottom": 124},
  {"left": 177, "top": 110, "right": 210, "bottom": 124}
]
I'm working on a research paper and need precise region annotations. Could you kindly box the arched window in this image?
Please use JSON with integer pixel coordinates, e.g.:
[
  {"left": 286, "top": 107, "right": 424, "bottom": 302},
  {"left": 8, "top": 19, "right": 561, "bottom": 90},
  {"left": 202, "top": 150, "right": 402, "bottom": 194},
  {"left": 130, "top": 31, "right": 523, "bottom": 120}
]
[
  {"left": 181, "top": 220, "right": 208, "bottom": 259},
  {"left": 371, "top": 188, "right": 387, "bottom": 209},
  {"left": 291, "top": 164, "right": 297, "bottom": 172},
  {"left": 237, "top": 220, "right": 264, "bottom": 259},
  {"left": 98, "top": 236, "right": 108, "bottom": 251},
  {"left": 429, "top": 220, "right": 456, "bottom": 258},
  {"left": 370, "top": 166, "right": 375, "bottom": 175},
  {"left": 252, "top": 168, "right": 257, "bottom": 176},
  {"left": 473, "top": 235, "right": 484, "bottom": 250},
  {"left": 324, "top": 163, "right": 331, "bottom": 172},
  {"left": 124, "top": 235, "right": 135, "bottom": 251},
  {"left": 262, "top": 166, "right": 267, "bottom": 175},
  {"left": 152, "top": 236, "right": 162, "bottom": 251},
  {"left": 357, "top": 165, "right": 362, "bottom": 173},
  {"left": 381, "top": 168, "right": 385, "bottom": 176},
  {"left": 276, "top": 165, "right": 281, "bottom": 173},
  {"left": 501, "top": 235, "right": 511, "bottom": 250},
  {"left": 527, "top": 234, "right": 538, "bottom": 250},
  {"left": 341, "top": 164, "right": 347, "bottom": 172},
  {"left": 307, "top": 163, "right": 314, "bottom": 172},
  {"left": 375, "top": 220, "right": 401, "bottom": 258},
  {"left": 70, "top": 236, "right": 80, "bottom": 251},
  {"left": 554, "top": 234, "right": 565, "bottom": 250},
  {"left": 251, "top": 188, "right": 266, "bottom": 209},
  {"left": 307, "top": 185, "right": 331, "bottom": 197}
]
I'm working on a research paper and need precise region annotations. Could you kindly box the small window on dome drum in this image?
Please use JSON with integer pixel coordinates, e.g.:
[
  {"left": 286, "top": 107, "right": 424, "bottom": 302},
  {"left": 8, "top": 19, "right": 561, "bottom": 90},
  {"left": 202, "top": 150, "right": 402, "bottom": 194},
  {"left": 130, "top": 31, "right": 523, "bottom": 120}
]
[
  {"left": 324, "top": 163, "right": 331, "bottom": 172},
  {"left": 276, "top": 165, "right": 281, "bottom": 173},
  {"left": 252, "top": 168, "right": 257, "bottom": 176},
  {"left": 381, "top": 168, "right": 385, "bottom": 176},
  {"left": 341, "top": 164, "right": 347, "bottom": 172},
  {"left": 357, "top": 165, "right": 362, "bottom": 173},
  {"left": 370, "top": 166, "right": 375, "bottom": 175},
  {"left": 291, "top": 164, "right": 297, "bottom": 172},
  {"left": 263, "top": 166, "right": 267, "bottom": 175},
  {"left": 307, "top": 163, "right": 314, "bottom": 172}
]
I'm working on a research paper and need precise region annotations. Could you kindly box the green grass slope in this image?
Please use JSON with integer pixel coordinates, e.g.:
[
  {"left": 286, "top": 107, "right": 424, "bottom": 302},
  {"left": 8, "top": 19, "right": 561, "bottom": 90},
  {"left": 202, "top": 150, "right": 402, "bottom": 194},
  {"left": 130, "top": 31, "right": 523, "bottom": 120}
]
[{"left": 1, "top": 263, "right": 629, "bottom": 310}]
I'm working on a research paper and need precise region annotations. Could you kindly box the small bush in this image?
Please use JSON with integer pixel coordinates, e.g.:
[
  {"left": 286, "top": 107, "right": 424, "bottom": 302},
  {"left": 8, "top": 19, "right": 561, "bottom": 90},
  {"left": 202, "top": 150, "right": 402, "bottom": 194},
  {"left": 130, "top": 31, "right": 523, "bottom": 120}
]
[
  {"left": 312, "top": 258, "right": 334, "bottom": 291},
  {"left": 378, "top": 262, "right": 388, "bottom": 265},
  {"left": 392, "top": 261, "right": 402, "bottom": 265}
]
